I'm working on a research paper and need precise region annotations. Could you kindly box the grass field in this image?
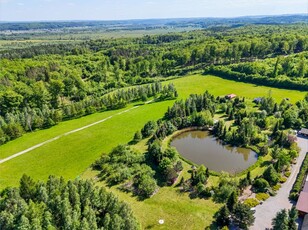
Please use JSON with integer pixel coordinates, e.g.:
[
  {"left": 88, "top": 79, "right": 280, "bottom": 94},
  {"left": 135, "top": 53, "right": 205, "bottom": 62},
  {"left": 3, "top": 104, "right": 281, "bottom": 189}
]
[
  {"left": 0, "top": 74, "right": 305, "bottom": 229},
  {"left": 82, "top": 166, "right": 221, "bottom": 230},
  {"left": 0, "top": 74, "right": 306, "bottom": 188}
]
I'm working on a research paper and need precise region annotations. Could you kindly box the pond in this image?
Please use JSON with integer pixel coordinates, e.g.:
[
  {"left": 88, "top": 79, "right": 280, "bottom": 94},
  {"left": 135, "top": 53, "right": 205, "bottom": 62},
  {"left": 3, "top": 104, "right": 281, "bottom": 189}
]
[{"left": 170, "top": 130, "right": 258, "bottom": 173}]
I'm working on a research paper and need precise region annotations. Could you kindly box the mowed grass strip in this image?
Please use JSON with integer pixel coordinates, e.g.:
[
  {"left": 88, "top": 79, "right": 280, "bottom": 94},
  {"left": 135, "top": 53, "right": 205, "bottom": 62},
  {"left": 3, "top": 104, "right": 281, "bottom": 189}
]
[
  {"left": 0, "top": 105, "right": 136, "bottom": 159},
  {"left": 0, "top": 74, "right": 306, "bottom": 189},
  {"left": 0, "top": 100, "right": 173, "bottom": 189}
]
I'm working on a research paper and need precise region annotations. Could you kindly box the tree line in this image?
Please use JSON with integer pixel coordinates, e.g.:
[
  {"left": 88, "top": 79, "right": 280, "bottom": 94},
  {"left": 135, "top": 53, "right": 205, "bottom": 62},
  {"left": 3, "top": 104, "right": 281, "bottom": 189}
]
[
  {"left": 205, "top": 52, "right": 308, "bottom": 91},
  {"left": 0, "top": 82, "right": 177, "bottom": 146}
]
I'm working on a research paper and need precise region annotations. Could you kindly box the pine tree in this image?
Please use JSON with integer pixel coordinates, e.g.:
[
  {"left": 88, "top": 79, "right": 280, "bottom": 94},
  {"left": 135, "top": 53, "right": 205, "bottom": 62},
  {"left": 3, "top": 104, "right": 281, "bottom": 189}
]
[
  {"left": 272, "top": 209, "right": 288, "bottom": 230},
  {"left": 42, "top": 210, "right": 54, "bottom": 230},
  {"left": 80, "top": 217, "right": 90, "bottom": 230},
  {"left": 19, "top": 174, "right": 36, "bottom": 201},
  {"left": 288, "top": 207, "right": 298, "bottom": 230},
  {"left": 227, "top": 191, "right": 237, "bottom": 212},
  {"left": 17, "top": 215, "right": 31, "bottom": 230},
  {"left": 215, "top": 205, "right": 230, "bottom": 227},
  {"left": 233, "top": 203, "right": 255, "bottom": 230},
  {"left": 103, "top": 213, "right": 111, "bottom": 229},
  {"left": 247, "top": 171, "right": 252, "bottom": 184}
]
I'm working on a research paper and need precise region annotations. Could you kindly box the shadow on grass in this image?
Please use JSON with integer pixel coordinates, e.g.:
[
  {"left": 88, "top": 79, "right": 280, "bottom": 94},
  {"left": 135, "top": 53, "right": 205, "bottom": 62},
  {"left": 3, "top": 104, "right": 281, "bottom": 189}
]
[
  {"left": 204, "top": 222, "right": 219, "bottom": 230},
  {"left": 260, "top": 160, "right": 272, "bottom": 167},
  {"left": 144, "top": 224, "right": 156, "bottom": 229},
  {"left": 128, "top": 140, "right": 138, "bottom": 145}
]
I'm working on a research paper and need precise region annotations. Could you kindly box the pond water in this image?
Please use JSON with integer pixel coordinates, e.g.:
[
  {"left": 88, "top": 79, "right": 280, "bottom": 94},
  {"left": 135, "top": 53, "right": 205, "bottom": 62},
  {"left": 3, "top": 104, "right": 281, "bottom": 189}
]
[{"left": 170, "top": 131, "right": 258, "bottom": 173}]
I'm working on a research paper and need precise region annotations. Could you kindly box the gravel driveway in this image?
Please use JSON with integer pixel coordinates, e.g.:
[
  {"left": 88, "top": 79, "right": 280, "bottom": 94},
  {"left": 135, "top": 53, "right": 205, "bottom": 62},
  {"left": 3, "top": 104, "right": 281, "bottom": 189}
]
[{"left": 250, "top": 136, "right": 308, "bottom": 230}]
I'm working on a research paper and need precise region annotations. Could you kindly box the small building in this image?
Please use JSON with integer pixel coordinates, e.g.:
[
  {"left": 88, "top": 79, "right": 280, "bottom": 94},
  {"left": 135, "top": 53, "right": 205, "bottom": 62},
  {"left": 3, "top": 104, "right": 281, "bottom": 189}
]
[
  {"left": 297, "top": 191, "right": 308, "bottom": 216},
  {"left": 296, "top": 176, "right": 308, "bottom": 217},
  {"left": 225, "top": 94, "right": 237, "bottom": 99},
  {"left": 298, "top": 128, "right": 308, "bottom": 136},
  {"left": 253, "top": 97, "right": 263, "bottom": 104}
]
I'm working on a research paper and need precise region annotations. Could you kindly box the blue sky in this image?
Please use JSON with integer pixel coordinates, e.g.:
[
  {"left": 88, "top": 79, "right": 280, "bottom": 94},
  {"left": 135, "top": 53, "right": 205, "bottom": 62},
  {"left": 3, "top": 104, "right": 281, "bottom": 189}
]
[{"left": 0, "top": 0, "right": 307, "bottom": 21}]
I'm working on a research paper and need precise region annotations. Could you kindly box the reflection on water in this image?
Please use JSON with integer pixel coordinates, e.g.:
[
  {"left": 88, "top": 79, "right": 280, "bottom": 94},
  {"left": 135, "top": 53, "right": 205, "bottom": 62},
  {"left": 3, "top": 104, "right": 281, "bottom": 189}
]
[{"left": 171, "top": 131, "right": 258, "bottom": 173}]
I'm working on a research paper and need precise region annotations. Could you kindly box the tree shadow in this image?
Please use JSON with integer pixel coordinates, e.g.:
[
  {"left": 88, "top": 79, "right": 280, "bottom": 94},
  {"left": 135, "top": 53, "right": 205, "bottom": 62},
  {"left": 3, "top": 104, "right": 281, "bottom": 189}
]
[
  {"left": 145, "top": 224, "right": 156, "bottom": 229},
  {"left": 128, "top": 140, "right": 138, "bottom": 145},
  {"left": 260, "top": 160, "right": 271, "bottom": 167},
  {"left": 204, "top": 222, "right": 219, "bottom": 230}
]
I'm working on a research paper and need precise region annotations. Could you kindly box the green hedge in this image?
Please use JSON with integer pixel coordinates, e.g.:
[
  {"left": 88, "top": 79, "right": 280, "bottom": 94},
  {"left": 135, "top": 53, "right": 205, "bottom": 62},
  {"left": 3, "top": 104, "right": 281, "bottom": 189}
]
[{"left": 289, "top": 153, "right": 308, "bottom": 200}]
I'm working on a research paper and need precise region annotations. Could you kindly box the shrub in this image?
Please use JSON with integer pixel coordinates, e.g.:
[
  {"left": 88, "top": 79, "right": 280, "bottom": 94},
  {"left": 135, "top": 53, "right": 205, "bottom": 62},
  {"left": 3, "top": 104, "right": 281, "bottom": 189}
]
[
  {"left": 280, "top": 177, "right": 287, "bottom": 183},
  {"left": 255, "top": 193, "right": 270, "bottom": 201},
  {"left": 263, "top": 165, "right": 280, "bottom": 186},
  {"left": 135, "top": 174, "right": 157, "bottom": 198},
  {"left": 269, "top": 189, "right": 277, "bottom": 196},
  {"left": 253, "top": 178, "right": 270, "bottom": 192},
  {"left": 141, "top": 120, "right": 157, "bottom": 138},
  {"left": 133, "top": 130, "right": 142, "bottom": 142},
  {"left": 244, "top": 198, "right": 259, "bottom": 208},
  {"left": 259, "top": 145, "right": 269, "bottom": 156},
  {"left": 284, "top": 171, "right": 291, "bottom": 177},
  {"left": 289, "top": 192, "right": 299, "bottom": 200},
  {"left": 272, "top": 184, "right": 281, "bottom": 191},
  {"left": 214, "top": 184, "right": 237, "bottom": 203}
]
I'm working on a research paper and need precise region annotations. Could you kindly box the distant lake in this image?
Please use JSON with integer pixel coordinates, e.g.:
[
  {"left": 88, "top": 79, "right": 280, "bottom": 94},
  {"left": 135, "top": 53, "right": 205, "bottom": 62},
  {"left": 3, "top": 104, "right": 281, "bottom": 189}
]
[{"left": 170, "top": 131, "right": 258, "bottom": 174}]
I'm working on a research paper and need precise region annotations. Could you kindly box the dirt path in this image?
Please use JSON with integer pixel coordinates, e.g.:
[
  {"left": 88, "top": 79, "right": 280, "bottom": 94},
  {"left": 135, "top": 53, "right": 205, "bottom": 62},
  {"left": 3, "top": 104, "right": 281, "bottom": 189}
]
[
  {"left": 251, "top": 136, "right": 308, "bottom": 230},
  {"left": 0, "top": 105, "right": 143, "bottom": 165}
]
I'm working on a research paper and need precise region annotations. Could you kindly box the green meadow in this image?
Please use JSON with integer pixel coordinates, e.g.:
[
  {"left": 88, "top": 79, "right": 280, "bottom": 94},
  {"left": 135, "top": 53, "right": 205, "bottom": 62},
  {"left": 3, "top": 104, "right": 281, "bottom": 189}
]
[
  {"left": 0, "top": 74, "right": 306, "bottom": 190},
  {"left": 0, "top": 74, "right": 306, "bottom": 229}
]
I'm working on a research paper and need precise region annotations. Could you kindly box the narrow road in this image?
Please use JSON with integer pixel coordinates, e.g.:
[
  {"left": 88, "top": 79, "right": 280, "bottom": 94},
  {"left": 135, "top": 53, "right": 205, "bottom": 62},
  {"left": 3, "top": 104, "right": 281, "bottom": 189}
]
[
  {"left": 251, "top": 136, "right": 308, "bottom": 230},
  {"left": 0, "top": 104, "right": 145, "bottom": 164}
]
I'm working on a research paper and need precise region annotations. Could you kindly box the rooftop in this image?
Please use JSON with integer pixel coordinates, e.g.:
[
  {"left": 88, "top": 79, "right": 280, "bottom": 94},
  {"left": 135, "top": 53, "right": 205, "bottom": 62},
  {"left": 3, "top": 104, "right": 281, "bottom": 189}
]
[
  {"left": 296, "top": 191, "right": 308, "bottom": 214},
  {"left": 226, "top": 94, "right": 237, "bottom": 99},
  {"left": 299, "top": 128, "right": 308, "bottom": 135}
]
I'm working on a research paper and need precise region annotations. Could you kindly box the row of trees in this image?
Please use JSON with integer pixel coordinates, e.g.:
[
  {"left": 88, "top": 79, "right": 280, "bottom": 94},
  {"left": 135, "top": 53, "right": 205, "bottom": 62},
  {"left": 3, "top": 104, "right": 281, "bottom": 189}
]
[
  {"left": 271, "top": 207, "right": 298, "bottom": 230},
  {"left": 0, "top": 175, "right": 139, "bottom": 230},
  {"left": 0, "top": 82, "right": 177, "bottom": 146},
  {"left": 206, "top": 52, "right": 308, "bottom": 91}
]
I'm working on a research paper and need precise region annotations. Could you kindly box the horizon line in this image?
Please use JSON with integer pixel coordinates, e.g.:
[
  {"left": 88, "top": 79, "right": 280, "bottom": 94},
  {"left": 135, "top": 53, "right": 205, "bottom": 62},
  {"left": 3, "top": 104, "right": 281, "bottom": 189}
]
[{"left": 0, "top": 12, "right": 307, "bottom": 23}]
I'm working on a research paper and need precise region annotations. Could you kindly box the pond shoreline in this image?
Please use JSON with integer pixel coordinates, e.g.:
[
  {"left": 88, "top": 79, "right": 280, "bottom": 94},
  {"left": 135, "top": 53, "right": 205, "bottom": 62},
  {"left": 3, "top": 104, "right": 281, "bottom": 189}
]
[{"left": 164, "top": 127, "right": 260, "bottom": 175}]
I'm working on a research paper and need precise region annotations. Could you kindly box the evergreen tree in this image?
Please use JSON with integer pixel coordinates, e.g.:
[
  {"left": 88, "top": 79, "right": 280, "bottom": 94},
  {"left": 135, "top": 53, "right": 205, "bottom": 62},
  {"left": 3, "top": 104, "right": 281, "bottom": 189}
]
[
  {"left": 17, "top": 215, "right": 31, "bottom": 230},
  {"left": 215, "top": 205, "right": 230, "bottom": 228},
  {"left": 232, "top": 203, "right": 255, "bottom": 230},
  {"left": 288, "top": 207, "right": 298, "bottom": 230},
  {"left": 19, "top": 174, "right": 36, "bottom": 202},
  {"left": 272, "top": 209, "right": 288, "bottom": 230},
  {"left": 227, "top": 191, "right": 237, "bottom": 212},
  {"left": 263, "top": 165, "right": 280, "bottom": 186}
]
